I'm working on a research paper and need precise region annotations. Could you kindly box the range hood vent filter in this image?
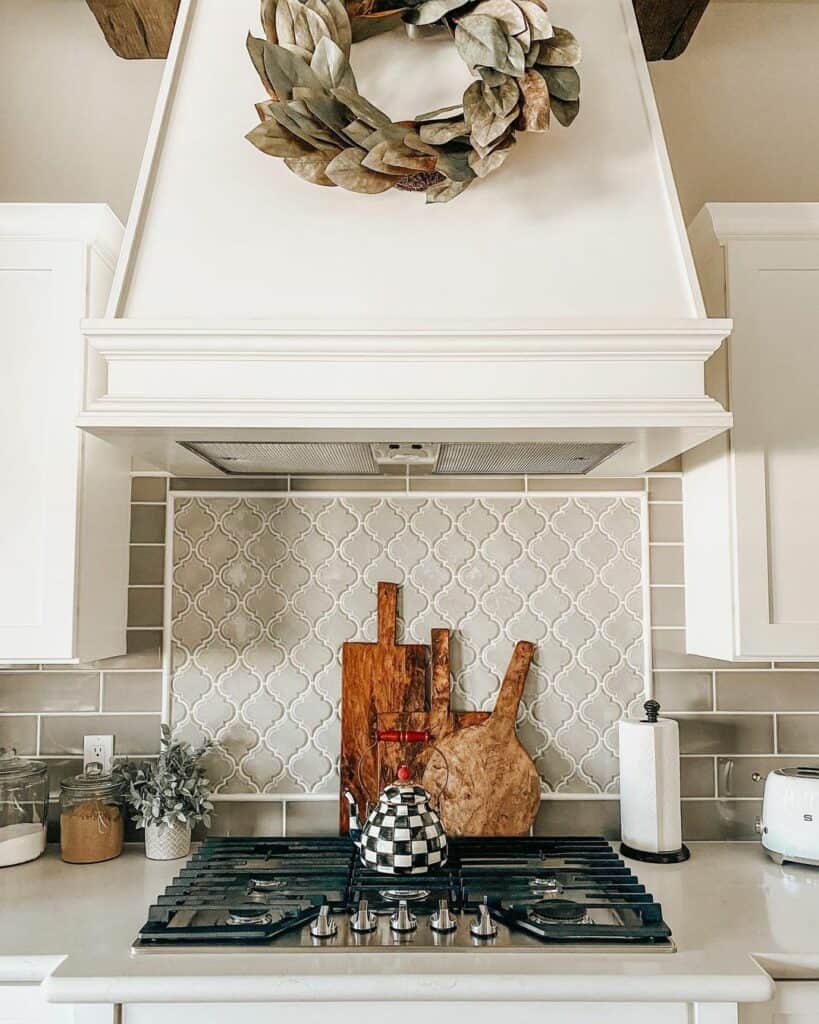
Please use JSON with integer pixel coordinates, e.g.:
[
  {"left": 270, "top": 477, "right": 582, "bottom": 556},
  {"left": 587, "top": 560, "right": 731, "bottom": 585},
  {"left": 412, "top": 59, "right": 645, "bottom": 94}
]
[
  {"left": 436, "top": 442, "right": 624, "bottom": 476},
  {"left": 182, "top": 441, "right": 379, "bottom": 476},
  {"left": 182, "top": 441, "right": 625, "bottom": 476}
]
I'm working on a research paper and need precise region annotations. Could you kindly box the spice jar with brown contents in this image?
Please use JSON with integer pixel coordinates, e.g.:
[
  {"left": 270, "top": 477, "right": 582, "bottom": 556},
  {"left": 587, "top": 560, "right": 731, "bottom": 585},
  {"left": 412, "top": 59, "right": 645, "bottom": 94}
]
[{"left": 60, "top": 763, "right": 125, "bottom": 864}]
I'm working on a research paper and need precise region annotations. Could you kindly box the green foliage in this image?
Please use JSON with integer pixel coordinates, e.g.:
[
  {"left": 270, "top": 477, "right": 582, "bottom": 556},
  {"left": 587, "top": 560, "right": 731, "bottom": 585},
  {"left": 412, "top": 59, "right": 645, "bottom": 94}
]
[{"left": 115, "top": 725, "right": 214, "bottom": 830}]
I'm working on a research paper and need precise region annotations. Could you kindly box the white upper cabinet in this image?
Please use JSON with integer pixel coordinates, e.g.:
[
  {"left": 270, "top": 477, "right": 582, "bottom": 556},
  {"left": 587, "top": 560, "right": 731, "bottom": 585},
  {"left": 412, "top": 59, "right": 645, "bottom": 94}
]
[
  {"left": 0, "top": 205, "right": 130, "bottom": 664},
  {"left": 684, "top": 204, "right": 819, "bottom": 660}
]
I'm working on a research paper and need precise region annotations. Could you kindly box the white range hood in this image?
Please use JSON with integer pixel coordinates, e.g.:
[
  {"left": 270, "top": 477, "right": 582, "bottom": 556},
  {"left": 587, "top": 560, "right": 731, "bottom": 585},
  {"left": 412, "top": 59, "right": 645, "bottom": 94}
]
[{"left": 80, "top": 0, "right": 731, "bottom": 477}]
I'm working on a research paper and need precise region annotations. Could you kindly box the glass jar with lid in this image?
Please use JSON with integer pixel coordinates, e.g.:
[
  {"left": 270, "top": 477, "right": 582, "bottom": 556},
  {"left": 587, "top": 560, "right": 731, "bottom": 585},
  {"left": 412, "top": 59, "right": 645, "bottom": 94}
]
[
  {"left": 59, "top": 763, "right": 125, "bottom": 864},
  {"left": 0, "top": 748, "right": 48, "bottom": 867}
]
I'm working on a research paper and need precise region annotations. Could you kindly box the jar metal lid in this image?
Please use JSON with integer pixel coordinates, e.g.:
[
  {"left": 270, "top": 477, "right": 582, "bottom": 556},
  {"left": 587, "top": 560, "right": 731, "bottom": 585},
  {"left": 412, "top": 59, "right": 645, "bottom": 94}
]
[
  {"left": 61, "top": 761, "right": 122, "bottom": 795},
  {"left": 0, "top": 747, "right": 47, "bottom": 781}
]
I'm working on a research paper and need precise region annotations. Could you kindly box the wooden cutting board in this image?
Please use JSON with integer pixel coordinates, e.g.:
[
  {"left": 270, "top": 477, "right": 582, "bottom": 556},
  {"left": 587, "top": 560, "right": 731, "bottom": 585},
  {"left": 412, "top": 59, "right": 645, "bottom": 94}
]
[
  {"left": 339, "top": 586, "right": 488, "bottom": 833},
  {"left": 421, "top": 641, "right": 541, "bottom": 836},
  {"left": 339, "top": 581, "right": 427, "bottom": 833}
]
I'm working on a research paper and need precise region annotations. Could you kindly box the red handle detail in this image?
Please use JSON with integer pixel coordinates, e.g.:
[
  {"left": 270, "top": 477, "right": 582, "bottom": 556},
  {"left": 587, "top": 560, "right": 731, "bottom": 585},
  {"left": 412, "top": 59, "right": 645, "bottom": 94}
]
[
  {"left": 397, "top": 765, "right": 412, "bottom": 782},
  {"left": 376, "top": 729, "right": 432, "bottom": 743}
]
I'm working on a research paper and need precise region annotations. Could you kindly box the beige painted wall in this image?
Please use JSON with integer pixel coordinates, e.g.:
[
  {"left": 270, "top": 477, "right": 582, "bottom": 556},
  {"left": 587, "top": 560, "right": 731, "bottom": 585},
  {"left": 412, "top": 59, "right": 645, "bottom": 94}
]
[
  {"left": 1, "top": 1, "right": 818, "bottom": 224},
  {"left": 0, "top": 0, "right": 164, "bottom": 222},
  {"left": 649, "top": 0, "right": 819, "bottom": 223}
]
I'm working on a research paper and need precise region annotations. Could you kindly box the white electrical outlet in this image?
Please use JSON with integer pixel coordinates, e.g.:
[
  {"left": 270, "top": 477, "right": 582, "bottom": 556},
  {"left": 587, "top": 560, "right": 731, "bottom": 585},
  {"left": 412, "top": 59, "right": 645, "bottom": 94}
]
[{"left": 83, "top": 735, "right": 115, "bottom": 773}]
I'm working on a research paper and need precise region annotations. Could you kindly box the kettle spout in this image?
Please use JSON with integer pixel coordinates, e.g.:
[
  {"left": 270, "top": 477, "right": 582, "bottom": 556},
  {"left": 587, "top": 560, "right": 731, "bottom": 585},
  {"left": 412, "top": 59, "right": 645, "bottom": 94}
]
[{"left": 343, "top": 789, "right": 362, "bottom": 846}]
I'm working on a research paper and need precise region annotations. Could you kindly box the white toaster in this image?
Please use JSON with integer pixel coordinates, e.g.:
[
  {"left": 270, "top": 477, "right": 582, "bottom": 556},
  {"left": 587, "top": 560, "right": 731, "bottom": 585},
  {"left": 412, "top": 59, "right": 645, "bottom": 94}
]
[{"left": 759, "top": 766, "right": 819, "bottom": 866}]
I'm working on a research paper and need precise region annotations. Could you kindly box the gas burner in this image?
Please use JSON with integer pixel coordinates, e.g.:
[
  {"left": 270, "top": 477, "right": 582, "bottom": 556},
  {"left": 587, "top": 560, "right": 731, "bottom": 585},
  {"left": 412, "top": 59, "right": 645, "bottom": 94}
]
[
  {"left": 379, "top": 888, "right": 431, "bottom": 902},
  {"left": 226, "top": 908, "right": 274, "bottom": 926},
  {"left": 529, "top": 899, "right": 590, "bottom": 925}
]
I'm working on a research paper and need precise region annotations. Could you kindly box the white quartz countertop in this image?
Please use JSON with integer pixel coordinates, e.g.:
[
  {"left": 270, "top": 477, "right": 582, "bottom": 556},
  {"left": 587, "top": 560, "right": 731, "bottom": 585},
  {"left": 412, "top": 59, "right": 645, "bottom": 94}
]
[{"left": 3, "top": 842, "right": 819, "bottom": 1004}]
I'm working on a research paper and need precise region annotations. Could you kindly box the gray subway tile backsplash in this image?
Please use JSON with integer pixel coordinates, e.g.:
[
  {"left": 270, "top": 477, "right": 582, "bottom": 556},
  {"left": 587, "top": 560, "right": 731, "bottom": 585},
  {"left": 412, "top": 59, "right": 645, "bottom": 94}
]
[
  {"left": 648, "top": 545, "right": 685, "bottom": 585},
  {"left": 650, "top": 587, "right": 686, "bottom": 628},
  {"left": 0, "top": 672, "right": 99, "bottom": 712},
  {"left": 534, "top": 799, "right": 620, "bottom": 840},
  {"left": 680, "top": 757, "right": 715, "bottom": 798},
  {"left": 681, "top": 799, "right": 762, "bottom": 841},
  {"left": 652, "top": 671, "right": 713, "bottom": 712},
  {"left": 648, "top": 503, "right": 684, "bottom": 543},
  {"left": 127, "top": 587, "right": 164, "bottom": 628},
  {"left": 129, "top": 545, "right": 166, "bottom": 586},
  {"left": 674, "top": 714, "right": 774, "bottom": 755},
  {"left": 130, "top": 505, "right": 166, "bottom": 543},
  {"left": 777, "top": 715, "right": 819, "bottom": 754},
  {"left": 102, "top": 671, "right": 163, "bottom": 712},
  {"left": 716, "top": 756, "right": 819, "bottom": 797},
  {"left": 0, "top": 715, "right": 38, "bottom": 754},
  {"left": 40, "top": 713, "right": 162, "bottom": 756},
  {"left": 716, "top": 671, "right": 819, "bottom": 711},
  {"left": 131, "top": 476, "right": 168, "bottom": 502}
]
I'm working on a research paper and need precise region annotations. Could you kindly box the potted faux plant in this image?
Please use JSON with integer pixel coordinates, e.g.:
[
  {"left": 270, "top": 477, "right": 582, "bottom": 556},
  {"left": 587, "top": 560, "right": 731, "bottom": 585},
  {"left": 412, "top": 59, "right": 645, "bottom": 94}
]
[{"left": 117, "top": 725, "right": 214, "bottom": 860}]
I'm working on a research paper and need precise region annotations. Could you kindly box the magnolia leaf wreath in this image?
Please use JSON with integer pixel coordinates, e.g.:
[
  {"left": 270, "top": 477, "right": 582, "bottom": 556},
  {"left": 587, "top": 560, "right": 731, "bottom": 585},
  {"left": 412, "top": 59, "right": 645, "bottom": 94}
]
[{"left": 245, "top": 0, "right": 580, "bottom": 203}]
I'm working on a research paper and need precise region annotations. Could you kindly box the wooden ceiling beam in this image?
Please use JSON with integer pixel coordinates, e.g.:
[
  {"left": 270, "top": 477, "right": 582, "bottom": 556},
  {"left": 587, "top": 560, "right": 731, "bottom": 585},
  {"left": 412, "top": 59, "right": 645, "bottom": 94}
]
[
  {"left": 632, "top": 0, "right": 712, "bottom": 61},
  {"left": 85, "top": 0, "right": 180, "bottom": 59},
  {"left": 84, "top": 0, "right": 709, "bottom": 61}
]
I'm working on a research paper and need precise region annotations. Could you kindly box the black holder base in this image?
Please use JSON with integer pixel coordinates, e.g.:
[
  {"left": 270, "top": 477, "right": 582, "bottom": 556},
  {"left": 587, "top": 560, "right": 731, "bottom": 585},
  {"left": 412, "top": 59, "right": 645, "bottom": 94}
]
[{"left": 620, "top": 842, "right": 691, "bottom": 864}]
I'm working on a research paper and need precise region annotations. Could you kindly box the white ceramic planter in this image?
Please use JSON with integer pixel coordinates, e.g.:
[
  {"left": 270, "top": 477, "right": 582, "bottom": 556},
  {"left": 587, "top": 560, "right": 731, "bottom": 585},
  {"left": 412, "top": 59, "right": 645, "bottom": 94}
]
[{"left": 145, "top": 820, "right": 191, "bottom": 860}]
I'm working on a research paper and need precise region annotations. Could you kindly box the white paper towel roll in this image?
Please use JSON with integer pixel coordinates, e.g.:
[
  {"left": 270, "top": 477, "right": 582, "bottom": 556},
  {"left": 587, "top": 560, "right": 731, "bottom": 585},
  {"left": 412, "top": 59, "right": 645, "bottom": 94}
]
[{"left": 619, "top": 701, "right": 683, "bottom": 855}]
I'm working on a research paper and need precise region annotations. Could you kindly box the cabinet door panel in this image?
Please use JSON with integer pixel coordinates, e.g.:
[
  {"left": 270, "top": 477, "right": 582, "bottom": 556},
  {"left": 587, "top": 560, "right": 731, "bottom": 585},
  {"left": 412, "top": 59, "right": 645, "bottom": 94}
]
[
  {"left": 729, "top": 243, "right": 819, "bottom": 657},
  {"left": 0, "top": 241, "right": 82, "bottom": 660}
]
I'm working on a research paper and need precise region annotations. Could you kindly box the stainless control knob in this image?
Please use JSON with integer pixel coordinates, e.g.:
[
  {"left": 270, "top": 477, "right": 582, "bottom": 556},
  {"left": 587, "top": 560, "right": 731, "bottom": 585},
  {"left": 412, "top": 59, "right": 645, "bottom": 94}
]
[
  {"left": 755, "top": 817, "right": 763, "bottom": 835},
  {"left": 390, "top": 899, "right": 417, "bottom": 933},
  {"left": 350, "top": 898, "right": 377, "bottom": 933},
  {"left": 470, "top": 902, "right": 497, "bottom": 939},
  {"left": 310, "top": 905, "right": 337, "bottom": 939},
  {"left": 430, "top": 898, "right": 457, "bottom": 933}
]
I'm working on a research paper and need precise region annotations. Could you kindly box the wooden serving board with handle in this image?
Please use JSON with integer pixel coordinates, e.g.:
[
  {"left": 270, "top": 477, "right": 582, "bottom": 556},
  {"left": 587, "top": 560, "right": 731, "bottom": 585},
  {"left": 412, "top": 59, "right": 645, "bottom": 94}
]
[
  {"left": 421, "top": 640, "right": 541, "bottom": 836},
  {"left": 339, "top": 586, "right": 488, "bottom": 832},
  {"left": 339, "top": 581, "right": 427, "bottom": 833}
]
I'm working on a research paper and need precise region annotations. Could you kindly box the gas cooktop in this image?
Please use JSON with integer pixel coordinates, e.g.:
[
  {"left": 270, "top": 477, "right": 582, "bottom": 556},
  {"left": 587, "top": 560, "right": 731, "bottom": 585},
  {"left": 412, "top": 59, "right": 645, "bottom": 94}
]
[{"left": 132, "top": 836, "right": 674, "bottom": 954}]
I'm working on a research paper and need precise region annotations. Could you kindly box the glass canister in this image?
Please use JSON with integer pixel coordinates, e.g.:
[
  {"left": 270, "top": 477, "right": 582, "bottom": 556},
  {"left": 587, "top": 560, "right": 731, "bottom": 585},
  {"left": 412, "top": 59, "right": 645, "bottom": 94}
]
[
  {"left": 0, "top": 748, "right": 48, "bottom": 867},
  {"left": 59, "top": 763, "right": 125, "bottom": 864}
]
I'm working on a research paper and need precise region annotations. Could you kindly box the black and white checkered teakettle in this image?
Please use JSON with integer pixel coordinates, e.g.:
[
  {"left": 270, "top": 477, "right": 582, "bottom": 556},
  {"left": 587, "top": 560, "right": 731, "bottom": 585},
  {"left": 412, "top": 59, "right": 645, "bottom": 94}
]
[{"left": 344, "top": 780, "right": 448, "bottom": 875}]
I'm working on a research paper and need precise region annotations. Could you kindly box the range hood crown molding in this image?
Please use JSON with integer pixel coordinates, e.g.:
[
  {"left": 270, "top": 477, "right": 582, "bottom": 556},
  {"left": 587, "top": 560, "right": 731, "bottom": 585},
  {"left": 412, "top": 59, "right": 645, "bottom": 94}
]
[{"left": 79, "top": 0, "right": 732, "bottom": 477}]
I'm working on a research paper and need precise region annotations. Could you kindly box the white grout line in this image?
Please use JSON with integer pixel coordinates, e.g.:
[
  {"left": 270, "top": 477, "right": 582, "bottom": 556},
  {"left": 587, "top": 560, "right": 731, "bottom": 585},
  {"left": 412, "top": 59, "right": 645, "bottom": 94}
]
[{"left": 711, "top": 670, "right": 717, "bottom": 711}]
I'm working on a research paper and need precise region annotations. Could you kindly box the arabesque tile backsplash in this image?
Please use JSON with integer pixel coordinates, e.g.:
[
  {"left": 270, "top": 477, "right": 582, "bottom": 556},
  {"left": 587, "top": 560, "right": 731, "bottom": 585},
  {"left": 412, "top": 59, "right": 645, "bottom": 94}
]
[{"left": 2, "top": 468, "right": 818, "bottom": 841}]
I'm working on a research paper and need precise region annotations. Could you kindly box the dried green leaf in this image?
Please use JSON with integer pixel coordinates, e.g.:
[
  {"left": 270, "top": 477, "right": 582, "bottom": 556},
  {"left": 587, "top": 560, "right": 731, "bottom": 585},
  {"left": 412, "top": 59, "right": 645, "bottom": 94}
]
[
  {"left": 482, "top": 76, "right": 519, "bottom": 117},
  {"left": 419, "top": 119, "right": 469, "bottom": 144},
  {"left": 380, "top": 143, "right": 437, "bottom": 171},
  {"left": 324, "top": 0, "right": 353, "bottom": 53},
  {"left": 471, "top": 0, "right": 525, "bottom": 36},
  {"left": 285, "top": 150, "right": 340, "bottom": 185},
  {"left": 406, "top": 0, "right": 469, "bottom": 25},
  {"left": 504, "top": 34, "right": 525, "bottom": 76},
  {"left": 414, "top": 103, "right": 464, "bottom": 123},
  {"left": 433, "top": 147, "right": 476, "bottom": 182},
  {"left": 245, "top": 119, "right": 314, "bottom": 158},
  {"left": 275, "top": 0, "right": 299, "bottom": 48},
  {"left": 515, "top": 23, "right": 531, "bottom": 52},
  {"left": 550, "top": 95, "right": 579, "bottom": 126},
  {"left": 468, "top": 139, "right": 513, "bottom": 177},
  {"left": 325, "top": 147, "right": 397, "bottom": 192},
  {"left": 517, "top": 68, "right": 550, "bottom": 131},
  {"left": 351, "top": 9, "right": 405, "bottom": 41},
  {"left": 464, "top": 79, "right": 517, "bottom": 148},
  {"left": 295, "top": 3, "right": 333, "bottom": 51},
  {"left": 518, "top": 0, "right": 552, "bottom": 42},
  {"left": 247, "top": 34, "right": 278, "bottom": 98},
  {"left": 310, "top": 36, "right": 357, "bottom": 91},
  {"left": 402, "top": 130, "right": 440, "bottom": 156},
  {"left": 478, "top": 67, "right": 506, "bottom": 87},
  {"left": 536, "top": 64, "right": 579, "bottom": 100},
  {"left": 360, "top": 141, "right": 414, "bottom": 175},
  {"left": 280, "top": 42, "right": 315, "bottom": 62},
  {"left": 425, "top": 177, "right": 472, "bottom": 203},
  {"left": 333, "top": 87, "right": 391, "bottom": 128},
  {"left": 537, "top": 26, "right": 580, "bottom": 66},
  {"left": 261, "top": 0, "right": 279, "bottom": 42},
  {"left": 260, "top": 40, "right": 324, "bottom": 101},
  {"left": 264, "top": 100, "right": 337, "bottom": 149},
  {"left": 454, "top": 15, "right": 512, "bottom": 74}
]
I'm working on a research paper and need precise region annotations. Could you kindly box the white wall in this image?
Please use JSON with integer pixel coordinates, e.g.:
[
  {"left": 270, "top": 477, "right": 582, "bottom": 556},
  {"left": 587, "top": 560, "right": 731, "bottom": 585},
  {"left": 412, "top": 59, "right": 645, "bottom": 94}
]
[
  {"left": 0, "top": 0, "right": 164, "bottom": 222},
  {"left": 649, "top": 0, "right": 819, "bottom": 223},
  {"left": 1, "top": 1, "right": 818, "bottom": 225}
]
